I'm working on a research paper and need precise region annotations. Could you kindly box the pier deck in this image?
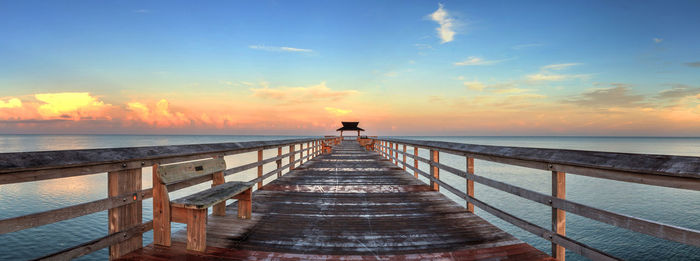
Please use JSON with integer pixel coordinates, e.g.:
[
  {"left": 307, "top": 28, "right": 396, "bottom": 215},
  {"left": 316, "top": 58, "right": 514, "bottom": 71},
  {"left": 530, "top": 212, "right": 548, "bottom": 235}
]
[{"left": 120, "top": 141, "right": 551, "bottom": 260}]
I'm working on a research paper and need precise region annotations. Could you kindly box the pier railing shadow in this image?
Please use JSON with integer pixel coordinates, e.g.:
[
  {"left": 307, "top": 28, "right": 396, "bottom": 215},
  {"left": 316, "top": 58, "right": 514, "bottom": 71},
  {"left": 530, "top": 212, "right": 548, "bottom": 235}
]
[
  {"left": 0, "top": 136, "right": 340, "bottom": 260},
  {"left": 374, "top": 138, "right": 700, "bottom": 261}
]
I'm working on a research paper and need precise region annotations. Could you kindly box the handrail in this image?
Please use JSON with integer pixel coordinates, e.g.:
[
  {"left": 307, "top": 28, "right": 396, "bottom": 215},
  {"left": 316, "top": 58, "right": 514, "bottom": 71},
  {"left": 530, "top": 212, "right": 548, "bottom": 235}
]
[
  {"left": 373, "top": 138, "right": 700, "bottom": 261},
  {"left": 0, "top": 136, "right": 341, "bottom": 260},
  {"left": 0, "top": 138, "right": 322, "bottom": 184}
]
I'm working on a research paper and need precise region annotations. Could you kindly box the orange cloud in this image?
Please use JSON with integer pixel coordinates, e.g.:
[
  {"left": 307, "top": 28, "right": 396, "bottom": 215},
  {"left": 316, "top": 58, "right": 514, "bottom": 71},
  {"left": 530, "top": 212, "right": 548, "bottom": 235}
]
[
  {"left": 0, "top": 98, "right": 22, "bottom": 108},
  {"left": 126, "top": 99, "right": 191, "bottom": 127},
  {"left": 250, "top": 82, "right": 358, "bottom": 103},
  {"left": 34, "top": 92, "right": 111, "bottom": 120},
  {"left": 324, "top": 107, "right": 352, "bottom": 116}
]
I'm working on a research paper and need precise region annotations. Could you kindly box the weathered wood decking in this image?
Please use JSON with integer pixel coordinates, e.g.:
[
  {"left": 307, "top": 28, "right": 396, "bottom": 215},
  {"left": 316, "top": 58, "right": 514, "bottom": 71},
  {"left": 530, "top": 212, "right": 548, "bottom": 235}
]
[{"left": 120, "top": 141, "right": 552, "bottom": 260}]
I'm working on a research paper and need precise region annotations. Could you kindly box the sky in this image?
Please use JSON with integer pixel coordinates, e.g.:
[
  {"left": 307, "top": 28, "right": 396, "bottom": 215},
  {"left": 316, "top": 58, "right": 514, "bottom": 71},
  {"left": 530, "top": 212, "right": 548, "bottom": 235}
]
[{"left": 1, "top": 1, "right": 699, "bottom": 136}]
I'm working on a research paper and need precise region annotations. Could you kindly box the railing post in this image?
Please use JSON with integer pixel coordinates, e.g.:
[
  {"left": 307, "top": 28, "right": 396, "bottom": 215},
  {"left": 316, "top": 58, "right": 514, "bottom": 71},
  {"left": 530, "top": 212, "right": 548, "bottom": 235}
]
[
  {"left": 289, "top": 145, "right": 295, "bottom": 171},
  {"left": 552, "top": 171, "right": 566, "bottom": 261},
  {"left": 108, "top": 167, "right": 142, "bottom": 259},
  {"left": 413, "top": 147, "right": 419, "bottom": 178},
  {"left": 300, "top": 143, "right": 304, "bottom": 164},
  {"left": 277, "top": 147, "right": 282, "bottom": 178},
  {"left": 394, "top": 143, "right": 399, "bottom": 166},
  {"left": 430, "top": 149, "right": 439, "bottom": 191},
  {"left": 466, "top": 157, "right": 475, "bottom": 213},
  {"left": 152, "top": 164, "right": 170, "bottom": 247},
  {"left": 212, "top": 156, "right": 226, "bottom": 216},
  {"left": 257, "top": 149, "right": 263, "bottom": 189},
  {"left": 402, "top": 144, "right": 407, "bottom": 170}
]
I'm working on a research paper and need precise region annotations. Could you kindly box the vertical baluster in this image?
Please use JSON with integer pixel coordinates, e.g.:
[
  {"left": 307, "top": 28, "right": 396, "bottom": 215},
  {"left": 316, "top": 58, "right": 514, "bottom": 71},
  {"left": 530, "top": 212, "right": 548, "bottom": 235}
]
[
  {"left": 430, "top": 150, "right": 439, "bottom": 191},
  {"left": 466, "top": 157, "right": 475, "bottom": 213},
  {"left": 394, "top": 143, "right": 399, "bottom": 166},
  {"left": 413, "top": 147, "right": 419, "bottom": 178},
  {"left": 277, "top": 147, "right": 282, "bottom": 177},
  {"left": 289, "top": 145, "right": 295, "bottom": 171},
  {"left": 257, "top": 150, "right": 263, "bottom": 189},
  {"left": 108, "top": 167, "right": 142, "bottom": 259},
  {"left": 552, "top": 171, "right": 566, "bottom": 261},
  {"left": 402, "top": 144, "right": 407, "bottom": 170}
]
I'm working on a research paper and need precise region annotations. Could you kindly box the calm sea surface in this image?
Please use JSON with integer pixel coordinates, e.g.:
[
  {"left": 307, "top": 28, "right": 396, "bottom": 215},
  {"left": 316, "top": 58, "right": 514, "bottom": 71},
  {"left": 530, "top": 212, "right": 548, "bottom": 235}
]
[{"left": 0, "top": 135, "right": 698, "bottom": 260}]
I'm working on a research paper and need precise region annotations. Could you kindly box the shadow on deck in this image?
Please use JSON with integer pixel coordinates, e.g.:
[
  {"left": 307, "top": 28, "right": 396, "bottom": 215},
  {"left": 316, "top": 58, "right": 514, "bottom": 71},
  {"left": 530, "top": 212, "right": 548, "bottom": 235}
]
[{"left": 120, "top": 141, "right": 552, "bottom": 260}]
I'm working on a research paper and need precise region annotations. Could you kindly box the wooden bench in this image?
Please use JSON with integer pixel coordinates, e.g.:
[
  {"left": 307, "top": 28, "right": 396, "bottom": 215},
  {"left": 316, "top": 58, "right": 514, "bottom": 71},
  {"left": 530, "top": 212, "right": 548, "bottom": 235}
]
[
  {"left": 322, "top": 141, "right": 333, "bottom": 154},
  {"left": 152, "top": 157, "right": 253, "bottom": 252}
]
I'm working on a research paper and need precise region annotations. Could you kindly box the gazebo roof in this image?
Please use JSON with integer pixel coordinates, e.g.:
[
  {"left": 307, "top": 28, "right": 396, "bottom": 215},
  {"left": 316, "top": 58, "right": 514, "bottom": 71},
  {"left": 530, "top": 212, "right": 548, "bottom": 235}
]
[{"left": 336, "top": 121, "right": 365, "bottom": 131}]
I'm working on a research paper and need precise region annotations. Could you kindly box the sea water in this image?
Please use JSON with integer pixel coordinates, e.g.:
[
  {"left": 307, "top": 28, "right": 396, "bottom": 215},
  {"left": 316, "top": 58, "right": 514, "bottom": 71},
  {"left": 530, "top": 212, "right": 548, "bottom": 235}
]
[{"left": 0, "top": 135, "right": 698, "bottom": 260}]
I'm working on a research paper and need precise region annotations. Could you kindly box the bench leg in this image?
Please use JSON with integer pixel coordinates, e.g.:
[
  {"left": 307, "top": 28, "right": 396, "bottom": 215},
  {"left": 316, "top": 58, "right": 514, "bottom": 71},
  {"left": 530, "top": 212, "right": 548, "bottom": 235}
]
[
  {"left": 186, "top": 209, "right": 208, "bottom": 252},
  {"left": 234, "top": 188, "right": 252, "bottom": 219}
]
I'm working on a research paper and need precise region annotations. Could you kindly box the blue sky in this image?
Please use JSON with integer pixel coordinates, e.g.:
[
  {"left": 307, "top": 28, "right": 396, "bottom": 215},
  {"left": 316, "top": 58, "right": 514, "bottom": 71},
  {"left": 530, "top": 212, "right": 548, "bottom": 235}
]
[{"left": 1, "top": 1, "right": 699, "bottom": 135}]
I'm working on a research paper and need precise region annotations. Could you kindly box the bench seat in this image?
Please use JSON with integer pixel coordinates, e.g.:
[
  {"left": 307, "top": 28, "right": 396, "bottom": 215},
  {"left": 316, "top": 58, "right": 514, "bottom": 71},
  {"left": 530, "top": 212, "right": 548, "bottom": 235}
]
[{"left": 171, "top": 181, "right": 253, "bottom": 209}]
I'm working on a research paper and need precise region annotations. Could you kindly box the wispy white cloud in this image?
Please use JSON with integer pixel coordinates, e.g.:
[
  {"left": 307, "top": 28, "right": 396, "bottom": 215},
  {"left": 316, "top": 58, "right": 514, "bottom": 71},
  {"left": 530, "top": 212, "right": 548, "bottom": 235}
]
[
  {"left": 526, "top": 63, "right": 588, "bottom": 82},
  {"left": 454, "top": 57, "right": 502, "bottom": 66},
  {"left": 249, "top": 45, "right": 313, "bottom": 53},
  {"left": 653, "top": 38, "right": 663, "bottom": 44},
  {"left": 512, "top": 43, "right": 544, "bottom": 50},
  {"left": 133, "top": 9, "right": 149, "bottom": 13},
  {"left": 541, "top": 63, "right": 580, "bottom": 71},
  {"left": 428, "top": 4, "right": 456, "bottom": 43},
  {"left": 414, "top": 43, "right": 433, "bottom": 49}
]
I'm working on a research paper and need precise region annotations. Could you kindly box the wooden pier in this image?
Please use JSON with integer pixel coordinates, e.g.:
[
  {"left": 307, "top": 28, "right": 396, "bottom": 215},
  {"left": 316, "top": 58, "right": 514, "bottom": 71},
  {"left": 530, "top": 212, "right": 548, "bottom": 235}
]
[
  {"left": 0, "top": 135, "right": 699, "bottom": 260},
  {"left": 121, "top": 140, "right": 551, "bottom": 260}
]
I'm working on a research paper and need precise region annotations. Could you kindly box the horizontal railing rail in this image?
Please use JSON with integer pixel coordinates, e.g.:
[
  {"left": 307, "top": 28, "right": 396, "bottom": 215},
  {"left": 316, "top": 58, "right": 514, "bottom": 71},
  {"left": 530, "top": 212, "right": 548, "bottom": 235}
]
[
  {"left": 0, "top": 136, "right": 341, "bottom": 260},
  {"left": 373, "top": 138, "right": 700, "bottom": 261}
]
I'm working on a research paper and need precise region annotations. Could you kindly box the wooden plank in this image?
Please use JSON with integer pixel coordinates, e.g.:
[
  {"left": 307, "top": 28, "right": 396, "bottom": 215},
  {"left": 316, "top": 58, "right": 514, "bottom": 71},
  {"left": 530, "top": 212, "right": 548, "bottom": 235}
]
[
  {"left": 257, "top": 150, "right": 263, "bottom": 189},
  {"left": 289, "top": 145, "right": 295, "bottom": 171},
  {"left": 430, "top": 149, "right": 439, "bottom": 191},
  {"left": 170, "top": 182, "right": 254, "bottom": 209},
  {"left": 414, "top": 147, "right": 419, "bottom": 178},
  {"left": 402, "top": 145, "right": 407, "bottom": 170},
  {"left": 171, "top": 207, "right": 188, "bottom": 224},
  {"left": 276, "top": 147, "right": 282, "bottom": 178},
  {"left": 157, "top": 158, "right": 225, "bottom": 185},
  {"left": 186, "top": 209, "right": 207, "bottom": 252},
  {"left": 35, "top": 220, "right": 153, "bottom": 261},
  {"left": 467, "top": 157, "right": 475, "bottom": 213},
  {"left": 108, "top": 168, "right": 142, "bottom": 259},
  {"left": 0, "top": 188, "right": 151, "bottom": 234},
  {"left": 467, "top": 196, "right": 619, "bottom": 261},
  {"left": 552, "top": 171, "right": 566, "bottom": 261},
  {"left": 376, "top": 138, "right": 700, "bottom": 185},
  {"left": 0, "top": 138, "right": 321, "bottom": 185},
  {"left": 152, "top": 164, "right": 170, "bottom": 246},
  {"left": 212, "top": 170, "right": 226, "bottom": 216}
]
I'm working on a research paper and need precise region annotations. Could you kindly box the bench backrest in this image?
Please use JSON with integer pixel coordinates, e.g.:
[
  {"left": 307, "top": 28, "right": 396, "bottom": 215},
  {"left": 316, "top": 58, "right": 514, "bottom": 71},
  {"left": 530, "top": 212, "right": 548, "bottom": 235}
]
[{"left": 157, "top": 158, "right": 226, "bottom": 185}]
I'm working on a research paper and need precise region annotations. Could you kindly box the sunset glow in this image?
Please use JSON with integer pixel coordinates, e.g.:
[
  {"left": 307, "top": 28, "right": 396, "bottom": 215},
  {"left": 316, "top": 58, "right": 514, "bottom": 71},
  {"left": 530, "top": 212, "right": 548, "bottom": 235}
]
[{"left": 1, "top": 1, "right": 699, "bottom": 135}]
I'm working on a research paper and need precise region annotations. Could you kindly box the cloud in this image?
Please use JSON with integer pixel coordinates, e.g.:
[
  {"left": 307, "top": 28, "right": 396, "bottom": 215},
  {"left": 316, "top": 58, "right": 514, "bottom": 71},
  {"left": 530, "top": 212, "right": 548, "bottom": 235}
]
[
  {"left": 454, "top": 57, "right": 502, "bottom": 66},
  {"left": 656, "top": 85, "right": 700, "bottom": 100},
  {"left": 464, "top": 81, "right": 485, "bottom": 91},
  {"left": 541, "top": 63, "right": 580, "bottom": 70},
  {"left": 565, "top": 85, "right": 646, "bottom": 108},
  {"left": 428, "top": 4, "right": 456, "bottom": 43},
  {"left": 414, "top": 43, "right": 433, "bottom": 49},
  {"left": 685, "top": 62, "right": 700, "bottom": 68},
  {"left": 133, "top": 9, "right": 149, "bottom": 13},
  {"left": 653, "top": 38, "right": 663, "bottom": 43},
  {"left": 34, "top": 92, "right": 110, "bottom": 120},
  {"left": 249, "top": 45, "right": 312, "bottom": 53},
  {"left": 0, "top": 98, "right": 22, "bottom": 108},
  {"left": 526, "top": 63, "right": 588, "bottom": 82},
  {"left": 324, "top": 107, "right": 352, "bottom": 116},
  {"left": 512, "top": 43, "right": 544, "bottom": 50},
  {"left": 127, "top": 99, "right": 190, "bottom": 127},
  {"left": 250, "top": 82, "right": 358, "bottom": 103},
  {"left": 384, "top": 71, "right": 398, "bottom": 77}
]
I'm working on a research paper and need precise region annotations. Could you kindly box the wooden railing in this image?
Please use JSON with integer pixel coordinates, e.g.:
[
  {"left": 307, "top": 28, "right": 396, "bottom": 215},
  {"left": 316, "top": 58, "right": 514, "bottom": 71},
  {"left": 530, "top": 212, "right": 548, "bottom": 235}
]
[
  {"left": 0, "top": 137, "right": 340, "bottom": 260},
  {"left": 373, "top": 138, "right": 700, "bottom": 261}
]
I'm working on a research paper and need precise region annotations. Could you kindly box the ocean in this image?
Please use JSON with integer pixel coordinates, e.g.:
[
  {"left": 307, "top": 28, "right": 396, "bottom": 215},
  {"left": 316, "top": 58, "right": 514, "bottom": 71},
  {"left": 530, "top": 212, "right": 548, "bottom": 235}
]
[{"left": 0, "top": 135, "right": 698, "bottom": 260}]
